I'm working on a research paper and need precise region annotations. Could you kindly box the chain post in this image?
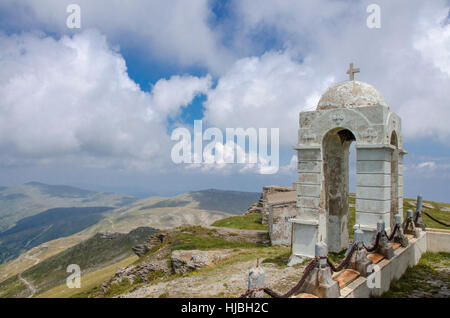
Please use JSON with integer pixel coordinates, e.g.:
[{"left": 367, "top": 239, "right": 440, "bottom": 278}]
[{"left": 415, "top": 194, "right": 426, "bottom": 230}]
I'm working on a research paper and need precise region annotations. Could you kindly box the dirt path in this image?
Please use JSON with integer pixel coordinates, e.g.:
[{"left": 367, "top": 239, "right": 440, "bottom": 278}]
[
  {"left": 18, "top": 273, "right": 36, "bottom": 298},
  {"left": 17, "top": 247, "right": 45, "bottom": 298},
  {"left": 23, "top": 251, "right": 41, "bottom": 266}
]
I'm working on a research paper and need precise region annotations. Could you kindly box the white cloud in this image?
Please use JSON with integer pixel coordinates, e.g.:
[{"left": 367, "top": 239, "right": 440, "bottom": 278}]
[
  {"left": 403, "top": 154, "right": 450, "bottom": 179},
  {"left": 0, "top": 0, "right": 235, "bottom": 74},
  {"left": 4, "top": 1, "right": 450, "bottom": 145},
  {"left": 414, "top": 14, "right": 450, "bottom": 77},
  {"left": 0, "top": 30, "right": 210, "bottom": 170},
  {"left": 417, "top": 161, "right": 437, "bottom": 170},
  {"left": 203, "top": 0, "right": 450, "bottom": 146},
  {"left": 203, "top": 51, "right": 334, "bottom": 146},
  {"left": 2, "top": 0, "right": 450, "bottom": 185},
  {"left": 149, "top": 75, "right": 212, "bottom": 122}
]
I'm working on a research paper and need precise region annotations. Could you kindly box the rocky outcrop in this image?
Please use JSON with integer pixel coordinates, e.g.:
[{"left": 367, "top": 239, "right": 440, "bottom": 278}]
[
  {"left": 132, "top": 244, "right": 150, "bottom": 257},
  {"left": 132, "top": 232, "right": 167, "bottom": 257},
  {"left": 245, "top": 194, "right": 264, "bottom": 215},
  {"left": 101, "top": 246, "right": 172, "bottom": 295},
  {"left": 100, "top": 227, "right": 268, "bottom": 297},
  {"left": 171, "top": 249, "right": 232, "bottom": 274}
]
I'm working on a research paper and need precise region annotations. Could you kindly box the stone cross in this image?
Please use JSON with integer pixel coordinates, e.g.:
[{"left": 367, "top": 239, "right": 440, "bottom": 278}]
[{"left": 346, "top": 63, "right": 360, "bottom": 81}]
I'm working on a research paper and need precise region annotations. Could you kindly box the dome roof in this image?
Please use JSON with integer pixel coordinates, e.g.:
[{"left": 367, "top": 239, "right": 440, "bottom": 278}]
[{"left": 317, "top": 81, "right": 388, "bottom": 110}]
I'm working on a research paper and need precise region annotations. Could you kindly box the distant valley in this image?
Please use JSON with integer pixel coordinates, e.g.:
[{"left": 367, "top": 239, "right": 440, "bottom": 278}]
[
  {"left": 0, "top": 206, "right": 113, "bottom": 264},
  {"left": 0, "top": 183, "right": 261, "bottom": 292},
  {"left": 0, "top": 182, "right": 136, "bottom": 233},
  {"left": 0, "top": 227, "right": 158, "bottom": 297}
]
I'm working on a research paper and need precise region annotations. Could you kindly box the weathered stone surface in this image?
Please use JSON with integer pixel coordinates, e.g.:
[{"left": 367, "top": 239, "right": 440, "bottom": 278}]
[
  {"left": 298, "top": 243, "right": 340, "bottom": 298},
  {"left": 269, "top": 204, "right": 297, "bottom": 245},
  {"left": 132, "top": 244, "right": 150, "bottom": 257},
  {"left": 291, "top": 77, "right": 405, "bottom": 259},
  {"left": 171, "top": 249, "right": 232, "bottom": 274},
  {"left": 317, "top": 81, "right": 388, "bottom": 110},
  {"left": 247, "top": 261, "right": 265, "bottom": 298},
  {"left": 260, "top": 185, "right": 295, "bottom": 224}
]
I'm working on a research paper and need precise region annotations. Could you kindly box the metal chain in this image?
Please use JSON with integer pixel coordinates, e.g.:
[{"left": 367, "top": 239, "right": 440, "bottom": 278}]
[
  {"left": 423, "top": 211, "right": 450, "bottom": 227},
  {"left": 363, "top": 231, "right": 381, "bottom": 252},
  {"left": 326, "top": 243, "right": 357, "bottom": 272},
  {"left": 239, "top": 257, "right": 319, "bottom": 298},
  {"left": 403, "top": 217, "right": 414, "bottom": 231},
  {"left": 386, "top": 224, "right": 399, "bottom": 241}
]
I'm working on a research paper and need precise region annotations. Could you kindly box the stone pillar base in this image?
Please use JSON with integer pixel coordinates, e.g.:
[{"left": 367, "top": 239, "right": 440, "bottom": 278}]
[
  {"left": 375, "top": 234, "right": 394, "bottom": 259},
  {"left": 348, "top": 248, "right": 373, "bottom": 277},
  {"left": 299, "top": 267, "right": 340, "bottom": 298}
]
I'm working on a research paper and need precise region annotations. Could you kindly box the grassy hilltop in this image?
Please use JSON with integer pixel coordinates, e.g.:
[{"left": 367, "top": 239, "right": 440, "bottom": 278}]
[{"left": 0, "top": 190, "right": 448, "bottom": 298}]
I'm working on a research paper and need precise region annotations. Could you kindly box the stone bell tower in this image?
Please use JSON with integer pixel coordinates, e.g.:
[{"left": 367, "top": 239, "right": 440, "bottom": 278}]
[{"left": 289, "top": 64, "right": 406, "bottom": 263}]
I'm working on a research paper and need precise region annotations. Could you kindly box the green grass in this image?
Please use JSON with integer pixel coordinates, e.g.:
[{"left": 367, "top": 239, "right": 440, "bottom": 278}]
[
  {"left": 349, "top": 206, "right": 356, "bottom": 240},
  {"left": 403, "top": 199, "right": 450, "bottom": 230},
  {"left": 37, "top": 255, "right": 138, "bottom": 298},
  {"left": 347, "top": 196, "right": 450, "bottom": 242},
  {"left": 0, "top": 227, "right": 156, "bottom": 297},
  {"left": 0, "top": 275, "right": 29, "bottom": 298},
  {"left": 82, "top": 226, "right": 273, "bottom": 298},
  {"left": 262, "top": 249, "right": 292, "bottom": 268},
  {"left": 328, "top": 249, "right": 347, "bottom": 265},
  {"left": 169, "top": 226, "right": 261, "bottom": 251},
  {"left": 211, "top": 213, "right": 268, "bottom": 231},
  {"left": 382, "top": 252, "right": 450, "bottom": 298}
]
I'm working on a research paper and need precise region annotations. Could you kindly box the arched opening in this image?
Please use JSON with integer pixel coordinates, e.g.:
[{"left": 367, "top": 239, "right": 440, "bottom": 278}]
[
  {"left": 322, "top": 128, "right": 356, "bottom": 252},
  {"left": 390, "top": 131, "right": 399, "bottom": 228}
]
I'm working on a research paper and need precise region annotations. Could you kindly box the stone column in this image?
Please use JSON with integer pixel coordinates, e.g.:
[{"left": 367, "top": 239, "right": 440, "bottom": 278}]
[
  {"left": 397, "top": 150, "right": 407, "bottom": 219},
  {"left": 355, "top": 145, "right": 393, "bottom": 246},
  {"left": 296, "top": 147, "right": 322, "bottom": 220},
  {"left": 289, "top": 146, "right": 322, "bottom": 261}
]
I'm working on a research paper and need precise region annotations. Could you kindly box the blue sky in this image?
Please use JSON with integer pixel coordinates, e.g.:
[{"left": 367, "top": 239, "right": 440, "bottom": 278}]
[{"left": 0, "top": 0, "right": 449, "bottom": 202}]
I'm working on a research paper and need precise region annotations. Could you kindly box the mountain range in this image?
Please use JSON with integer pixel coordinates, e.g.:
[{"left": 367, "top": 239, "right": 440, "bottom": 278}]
[
  {"left": 0, "top": 182, "right": 136, "bottom": 233},
  {"left": 0, "top": 182, "right": 261, "bottom": 291}
]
